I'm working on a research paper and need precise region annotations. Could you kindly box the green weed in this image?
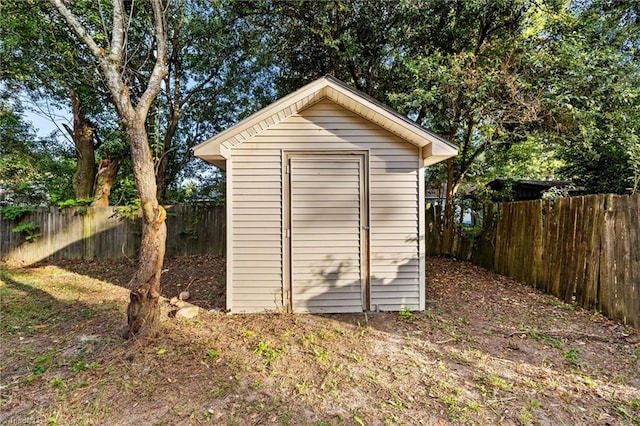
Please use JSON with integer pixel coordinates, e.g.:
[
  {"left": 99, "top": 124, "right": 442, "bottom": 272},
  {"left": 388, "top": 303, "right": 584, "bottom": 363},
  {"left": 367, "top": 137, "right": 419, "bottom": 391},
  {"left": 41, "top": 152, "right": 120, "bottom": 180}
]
[
  {"left": 205, "top": 349, "right": 220, "bottom": 359},
  {"left": 399, "top": 306, "right": 417, "bottom": 322},
  {"left": 564, "top": 348, "right": 580, "bottom": 370},
  {"left": 255, "top": 341, "right": 279, "bottom": 365}
]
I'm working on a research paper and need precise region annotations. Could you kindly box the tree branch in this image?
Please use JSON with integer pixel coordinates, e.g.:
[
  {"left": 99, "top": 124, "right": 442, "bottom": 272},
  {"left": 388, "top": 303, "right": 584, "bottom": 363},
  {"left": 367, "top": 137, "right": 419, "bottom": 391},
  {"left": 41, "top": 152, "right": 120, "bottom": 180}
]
[
  {"left": 109, "top": 0, "right": 125, "bottom": 61},
  {"left": 49, "top": 0, "right": 103, "bottom": 58},
  {"left": 136, "top": 0, "right": 168, "bottom": 118}
]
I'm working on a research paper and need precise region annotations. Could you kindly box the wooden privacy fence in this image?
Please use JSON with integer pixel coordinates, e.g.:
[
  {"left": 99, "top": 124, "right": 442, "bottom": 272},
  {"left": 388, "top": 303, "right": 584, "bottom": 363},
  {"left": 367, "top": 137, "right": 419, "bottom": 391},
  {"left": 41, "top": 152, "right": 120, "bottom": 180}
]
[
  {"left": 0, "top": 205, "right": 225, "bottom": 263},
  {"left": 427, "top": 194, "right": 639, "bottom": 327}
]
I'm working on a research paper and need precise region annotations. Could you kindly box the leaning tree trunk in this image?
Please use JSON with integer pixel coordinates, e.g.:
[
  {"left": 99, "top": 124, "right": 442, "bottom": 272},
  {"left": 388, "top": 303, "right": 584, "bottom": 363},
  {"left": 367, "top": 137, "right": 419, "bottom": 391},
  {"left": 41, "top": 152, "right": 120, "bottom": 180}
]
[
  {"left": 67, "top": 89, "right": 95, "bottom": 199},
  {"left": 123, "top": 119, "right": 167, "bottom": 339},
  {"left": 91, "top": 159, "right": 120, "bottom": 207}
]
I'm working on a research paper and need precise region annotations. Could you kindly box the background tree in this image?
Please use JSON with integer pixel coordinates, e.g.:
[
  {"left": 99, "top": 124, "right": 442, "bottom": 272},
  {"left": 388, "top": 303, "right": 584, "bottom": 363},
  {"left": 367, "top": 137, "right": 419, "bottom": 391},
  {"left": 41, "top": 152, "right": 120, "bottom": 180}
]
[
  {"left": 0, "top": 100, "right": 75, "bottom": 205},
  {"left": 0, "top": 0, "right": 125, "bottom": 204},
  {"left": 538, "top": 1, "right": 640, "bottom": 194}
]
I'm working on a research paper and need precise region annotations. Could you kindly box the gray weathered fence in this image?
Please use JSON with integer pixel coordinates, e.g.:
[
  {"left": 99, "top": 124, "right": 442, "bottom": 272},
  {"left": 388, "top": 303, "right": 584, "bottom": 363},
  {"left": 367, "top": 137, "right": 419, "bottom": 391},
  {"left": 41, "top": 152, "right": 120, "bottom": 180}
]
[
  {"left": 427, "top": 194, "right": 640, "bottom": 327},
  {"left": 0, "top": 205, "right": 225, "bottom": 263}
]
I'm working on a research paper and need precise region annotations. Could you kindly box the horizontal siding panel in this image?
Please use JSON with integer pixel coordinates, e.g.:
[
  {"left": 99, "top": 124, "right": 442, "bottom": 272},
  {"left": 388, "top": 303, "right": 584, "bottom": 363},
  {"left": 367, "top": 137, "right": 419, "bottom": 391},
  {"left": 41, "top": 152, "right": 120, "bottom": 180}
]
[
  {"left": 232, "top": 149, "right": 281, "bottom": 156},
  {"left": 232, "top": 254, "right": 281, "bottom": 262},
  {"left": 233, "top": 196, "right": 281, "bottom": 203},
  {"left": 289, "top": 231, "right": 359, "bottom": 240},
  {"left": 300, "top": 298, "right": 363, "bottom": 307},
  {"left": 233, "top": 174, "right": 280, "bottom": 182},
  {"left": 299, "top": 294, "right": 362, "bottom": 303},
  {"left": 371, "top": 207, "right": 416, "bottom": 215},
  {"left": 371, "top": 225, "right": 418, "bottom": 231},
  {"left": 232, "top": 209, "right": 280, "bottom": 217},
  {"left": 233, "top": 181, "right": 281, "bottom": 189},
  {"left": 288, "top": 279, "right": 360, "bottom": 293},
  {"left": 290, "top": 180, "right": 358, "bottom": 188},
  {"left": 232, "top": 286, "right": 283, "bottom": 293},
  {"left": 371, "top": 266, "right": 419, "bottom": 274},
  {"left": 233, "top": 161, "right": 282, "bottom": 169},
  {"left": 234, "top": 215, "right": 280, "bottom": 222},
  {"left": 293, "top": 260, "right": 360, "bottom": 268},
  {"left": 292, "top": 272, "right": 361, "bottom": 281},
  {"left": 233, "top": 227, "right": 280, "bottom": 235},
  {"left": 370, "top": 194, "right": 418, "bottom": 203},
  {"left": 233, "top": 167, "right": 281, "bottom": 176},
  {"left": 291, "top": 246, "right": 360, "bottom": 254},
  {"left": 292, "top": 169, "right": 359, "bottom": 177},
  {"left": 234, "top": 188, "right": 282, "bottom": 196},
  {"left": 370, "top": 246, "right": 418, "bottom": 255},
  {"left": 371, "top": 162, "right": 419, "bottom": 170},
  {"left": 370, "top": 187, "right": 417, "bottom": 195},
  {"left": 371, "top": 233, "right": 418, "bottom": 240},
  {"left": 234, "top": 241, "right": 281, "bottom": 249},
  {"left": 371, "top": 291, "right": 420, "bottom": 299},
  {"left": 293, "top": 239, "right": 359, "bottom": 248},
  {"left": 291, "top": 221, "right": 360, "bottom": 228},
  {"left": 232, "top": 246, "right": 281, "bottom": 255},
  {"left": 284, "top": 115, "right": 377, "bottom": 125},
  {"left": 233, "top": 293, "right": 282, "bottom": 302},
  {"left": 372, "top": 275, "right": 419, "bottom": 284},
  {"left": 373, "top": 181, "right": 418, "bottom": 189},
  {"left": 233, "top": 260, "right": 281, "bottom": 268},
  {"left": 292, "top": 194, "right": 362, "bottom": 202},
  {"left": 234, "top": 234, "right": 280, "bottom": 241},
  {"left": 233, "top": 273, "right": 281, "bottom": 281},
  {"left": 292, "top": 203, "right": 360, "bottom": 211},
  {"left": 371, "top": 252, "right": 420, "bottom": 264},
  {"left": 291, "top": 188, "right": 363, "bottom": 196},
  {"left": 370, "top": 174, "right": 417, "bottom": 182},
  {"left": 292, "top": 214, "right": 360, "bottom": 222},
  {"left": 234, "top": 201, "right": 282, "bottom": 209}
]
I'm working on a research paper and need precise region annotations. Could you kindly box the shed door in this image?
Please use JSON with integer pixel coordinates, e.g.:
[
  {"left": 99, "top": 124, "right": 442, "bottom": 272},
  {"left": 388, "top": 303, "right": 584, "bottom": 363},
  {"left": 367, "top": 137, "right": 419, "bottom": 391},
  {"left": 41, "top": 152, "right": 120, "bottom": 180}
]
[{"left": 288, "top": 154, "right": 366, "bottom": 313}]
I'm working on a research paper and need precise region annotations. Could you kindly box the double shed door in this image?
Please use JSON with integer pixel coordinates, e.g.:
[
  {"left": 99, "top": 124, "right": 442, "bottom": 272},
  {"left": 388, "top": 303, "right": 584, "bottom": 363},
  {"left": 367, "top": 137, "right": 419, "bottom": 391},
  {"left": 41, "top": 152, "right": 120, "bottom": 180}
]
[{"left": 285, "top": 153, "right": 368, "bottom": 313}]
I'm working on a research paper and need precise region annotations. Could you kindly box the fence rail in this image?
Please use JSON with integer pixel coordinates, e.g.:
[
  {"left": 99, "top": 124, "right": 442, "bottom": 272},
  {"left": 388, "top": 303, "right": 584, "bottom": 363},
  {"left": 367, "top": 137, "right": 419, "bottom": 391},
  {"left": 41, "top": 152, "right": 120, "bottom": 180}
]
[
  {"left": 427, "top": 194, "right": 639, "bottom": 327},
  {"left": 0, "top": 205, "right": 225, "bottom": 263}
]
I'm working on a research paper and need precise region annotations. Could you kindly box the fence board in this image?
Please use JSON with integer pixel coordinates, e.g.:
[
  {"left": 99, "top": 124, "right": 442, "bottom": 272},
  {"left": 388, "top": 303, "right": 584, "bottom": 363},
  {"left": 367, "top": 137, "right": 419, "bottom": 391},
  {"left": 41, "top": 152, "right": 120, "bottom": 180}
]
[{"left": 426, "top": 193, "right": 639, "bottom": 327}]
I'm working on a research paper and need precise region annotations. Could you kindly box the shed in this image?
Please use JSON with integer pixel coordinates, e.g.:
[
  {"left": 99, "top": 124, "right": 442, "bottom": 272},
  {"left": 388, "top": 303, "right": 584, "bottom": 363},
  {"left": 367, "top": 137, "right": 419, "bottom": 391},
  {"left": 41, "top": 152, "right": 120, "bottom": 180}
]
[{"left": 193, "top": 76, "right": 457, "bottom": 313}]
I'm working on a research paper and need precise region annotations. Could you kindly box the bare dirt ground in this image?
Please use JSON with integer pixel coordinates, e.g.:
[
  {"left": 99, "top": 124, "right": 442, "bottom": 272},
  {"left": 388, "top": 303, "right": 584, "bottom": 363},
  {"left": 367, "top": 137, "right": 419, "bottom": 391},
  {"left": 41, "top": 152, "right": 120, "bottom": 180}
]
[{"left": 0, "top": 256, "right": 638, "bottom": 425}]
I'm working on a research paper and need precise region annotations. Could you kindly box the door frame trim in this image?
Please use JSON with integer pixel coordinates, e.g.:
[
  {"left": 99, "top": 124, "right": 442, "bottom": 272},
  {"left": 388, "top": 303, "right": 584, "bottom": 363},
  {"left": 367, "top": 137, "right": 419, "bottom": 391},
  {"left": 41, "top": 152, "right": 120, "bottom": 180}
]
[{"left": 282, "top": 150, "right": 370, "bottom": 313}]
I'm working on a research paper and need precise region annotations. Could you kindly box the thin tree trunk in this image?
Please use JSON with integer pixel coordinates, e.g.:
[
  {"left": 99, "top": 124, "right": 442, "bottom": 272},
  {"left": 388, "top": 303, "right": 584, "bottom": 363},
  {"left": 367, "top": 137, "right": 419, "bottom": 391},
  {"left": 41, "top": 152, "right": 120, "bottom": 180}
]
[
  {"left": 441, "top": 159, "right": 456, "bottom": 254},
  {"left": 91, "top": 159, "right": 120, "bottom": 207}
]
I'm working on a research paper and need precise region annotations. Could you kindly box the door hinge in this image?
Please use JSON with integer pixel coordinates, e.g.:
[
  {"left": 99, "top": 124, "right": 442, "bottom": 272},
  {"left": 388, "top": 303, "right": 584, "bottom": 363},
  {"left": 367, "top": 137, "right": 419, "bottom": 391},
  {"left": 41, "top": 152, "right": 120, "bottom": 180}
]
[
  {"left": 285, "top": 164, "right": 290, "bottom": 174},
  {"left": 285, "top": 229, "right": 290, "bottom": 238}
]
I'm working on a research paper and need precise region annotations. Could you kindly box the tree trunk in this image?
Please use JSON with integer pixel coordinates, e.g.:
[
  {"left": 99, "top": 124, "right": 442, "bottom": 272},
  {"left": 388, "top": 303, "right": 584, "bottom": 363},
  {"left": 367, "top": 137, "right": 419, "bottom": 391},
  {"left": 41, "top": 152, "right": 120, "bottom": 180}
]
[
  {"left": 68, "top": 89, "right": 95, "bottom": 199},
  {"left": 441, "top": 159, "right": 456, "bottom": 254},
  {"left": 123, "top": 119, "right": 167, "bottom": 339},
  {"left": 91, "top": 159, "right": 120, "bottom": 207}
]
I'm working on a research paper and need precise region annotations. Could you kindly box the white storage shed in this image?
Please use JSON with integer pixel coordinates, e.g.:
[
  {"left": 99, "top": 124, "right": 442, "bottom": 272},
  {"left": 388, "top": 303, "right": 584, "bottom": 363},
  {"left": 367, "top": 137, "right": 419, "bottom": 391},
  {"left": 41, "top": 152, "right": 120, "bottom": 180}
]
[{"left": 193, "top": 76, "right": 457, "bottom": 313}]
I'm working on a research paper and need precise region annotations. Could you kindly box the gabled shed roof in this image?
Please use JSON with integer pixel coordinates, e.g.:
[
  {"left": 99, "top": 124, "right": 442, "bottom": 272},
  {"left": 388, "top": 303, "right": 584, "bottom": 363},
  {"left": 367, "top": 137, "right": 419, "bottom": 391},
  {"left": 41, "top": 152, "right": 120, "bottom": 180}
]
[{"left": 193, "top": 75, "right": 458, "bottom": 169}]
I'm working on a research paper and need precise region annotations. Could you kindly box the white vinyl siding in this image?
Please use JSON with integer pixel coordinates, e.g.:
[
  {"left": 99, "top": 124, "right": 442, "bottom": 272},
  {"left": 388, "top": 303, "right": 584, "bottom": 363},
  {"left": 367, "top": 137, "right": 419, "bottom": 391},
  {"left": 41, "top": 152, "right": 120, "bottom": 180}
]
[
  {"left": 289, "top": 156, "right": 364, "bottom": 313},
  {"left": 228, "top": 99, "right": 420, "bottom": 313}
]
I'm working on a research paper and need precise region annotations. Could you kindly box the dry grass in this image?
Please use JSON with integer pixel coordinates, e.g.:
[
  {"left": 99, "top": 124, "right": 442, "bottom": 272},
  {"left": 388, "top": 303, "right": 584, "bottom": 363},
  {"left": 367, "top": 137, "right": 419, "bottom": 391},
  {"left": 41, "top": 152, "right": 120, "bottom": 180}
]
[{"left": 0, "top": 257, "right": 638, "bottom": 425}]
